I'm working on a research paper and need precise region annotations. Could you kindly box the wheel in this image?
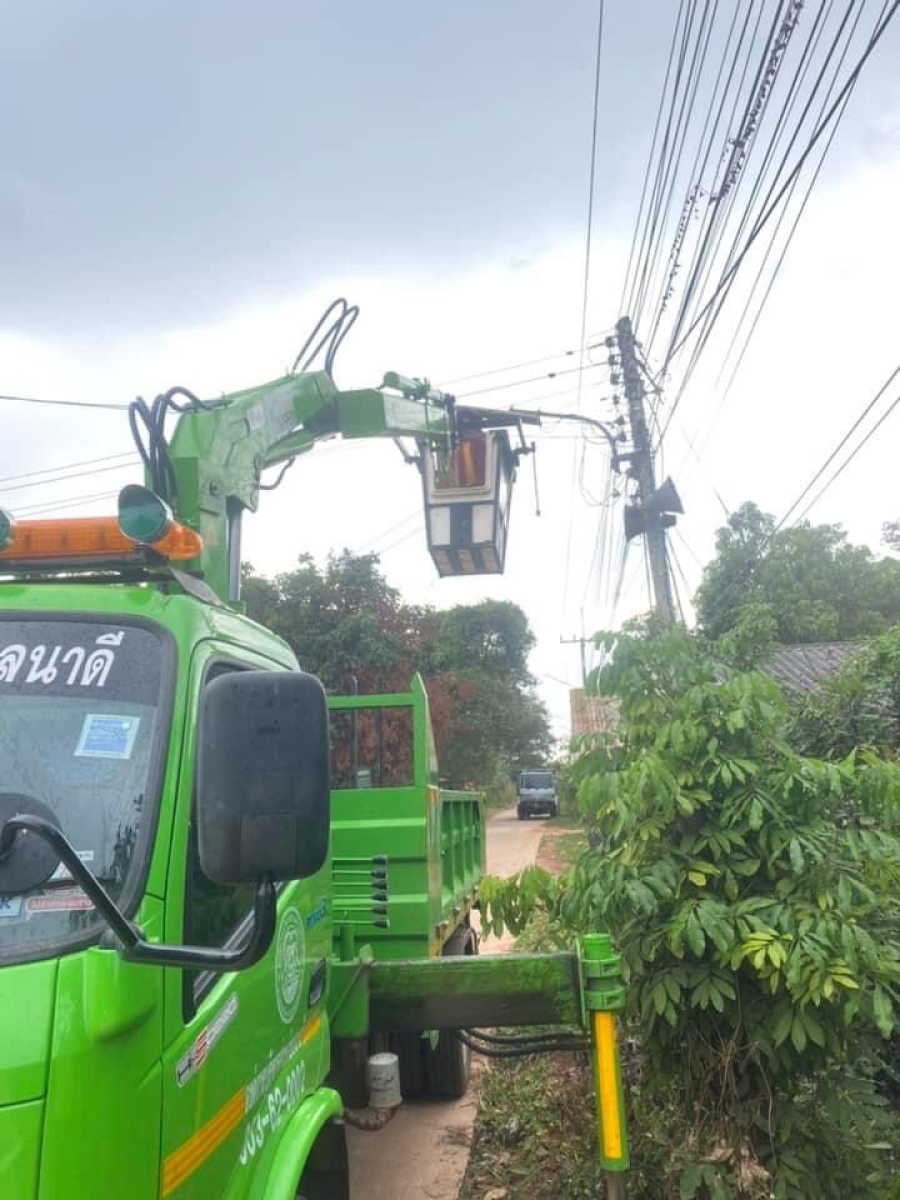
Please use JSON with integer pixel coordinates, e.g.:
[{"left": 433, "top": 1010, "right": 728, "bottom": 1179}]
[
  {"left": 328, "top": 1038, "right": 369, "bottom": 1107},
  {"left": 424, "top": 924, "right": 478, "bottom": 1099},
  {"left": 389, "top": 1029, "right": 426, "bottom": 1099},
  {"left": 295, "top": 1118, "right": 349, "bottom": 1200},
  {"left": 517, "top": 804, "right": 527, "bottom": 820},
  {"left": 424, "top": 1028, "right": 471, "bottom": 1100}
]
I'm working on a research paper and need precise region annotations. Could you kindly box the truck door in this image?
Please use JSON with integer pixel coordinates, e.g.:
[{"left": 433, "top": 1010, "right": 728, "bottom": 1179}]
[{"left": 157, "top": 648, "right": 328, "bottom": 1200}]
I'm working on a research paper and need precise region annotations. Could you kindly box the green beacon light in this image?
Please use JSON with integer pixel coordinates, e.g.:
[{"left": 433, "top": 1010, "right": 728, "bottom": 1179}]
[
  {"left": 0, "top": 508, "right": 14, "bottom": 551},
  {"left": 117, "top": 485, "right": 173, "bottom": 545}
]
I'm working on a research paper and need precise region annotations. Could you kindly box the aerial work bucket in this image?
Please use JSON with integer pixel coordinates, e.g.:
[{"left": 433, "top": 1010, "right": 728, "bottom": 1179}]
[{"left": 419, "top": 430, "right": 516, "bottom": 576}]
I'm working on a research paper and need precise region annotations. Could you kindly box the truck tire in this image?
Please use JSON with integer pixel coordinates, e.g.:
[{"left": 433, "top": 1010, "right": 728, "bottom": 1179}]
[
  {"left": 295, "top": 1118, "right": 349, "bottom": 1200},
  {"left": 424, "top": 924, "right": 478, "bottom": 1099},
  {"left": 517, "top": 804, "right": 527, "bottom": 820},
  {"left": 388, "top": 1030, "right": 426, "bottom": 1099}
]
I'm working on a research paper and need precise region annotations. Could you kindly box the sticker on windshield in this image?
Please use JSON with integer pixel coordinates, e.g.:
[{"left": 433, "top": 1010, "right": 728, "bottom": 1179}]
[
  {"left": 75, "top": 714, "right": 140, "bottom": 760},
  {"left": 0, "top": 897, "right": 22, "bottom": 919},
  {"left": 49, "top": 851, "right": 95, "bottom": 883},
  {"left": 26, "top": 891, "right": 94, "bottom": 913}
]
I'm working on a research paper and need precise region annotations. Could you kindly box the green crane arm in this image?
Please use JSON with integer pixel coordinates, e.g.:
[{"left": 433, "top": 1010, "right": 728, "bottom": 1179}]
[{"left": 159, "top": 369, "right": 458, "bottom": 603}]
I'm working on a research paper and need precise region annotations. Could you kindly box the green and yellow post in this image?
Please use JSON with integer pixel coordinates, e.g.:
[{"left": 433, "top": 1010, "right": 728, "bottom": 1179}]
[{"left": 581, "top": 933, "right": 630, "bottom": 1189}]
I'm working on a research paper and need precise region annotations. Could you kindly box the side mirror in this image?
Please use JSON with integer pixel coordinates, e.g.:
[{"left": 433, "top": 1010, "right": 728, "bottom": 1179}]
[{"left": 197, "top": 671, "right": 330, "bottom": 885}]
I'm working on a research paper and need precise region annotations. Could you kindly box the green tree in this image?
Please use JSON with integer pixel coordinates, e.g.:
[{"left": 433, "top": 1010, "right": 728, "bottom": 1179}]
[
  {"left": 483, "top": 621, "right": 900, "bottom": 1197},
  {"left": 791, "top": 624, "right": 900, "bottom": 761},
  {"left": 242, "top": 556, "right": 551, "bottom": 798},
  {"left": 434, "top": 600, "right": 552, "bottom": 792},
  {"left": 437, "top": 600, "right": 536, "bottom": 681},
  {"left": 243, "top": 550, "right": 437, "bottom": 692},
  {"left": 696, "top": 502, "right": 900, "bottom": 644}
]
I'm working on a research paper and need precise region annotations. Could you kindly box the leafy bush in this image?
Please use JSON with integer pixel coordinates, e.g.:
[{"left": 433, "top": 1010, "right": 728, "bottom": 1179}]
[
  {"left": 482, "top": 620, "right": 900, "bottom": 1197},
  {"left": 791, "top": 625, "right": 900, "bottom": 760}
]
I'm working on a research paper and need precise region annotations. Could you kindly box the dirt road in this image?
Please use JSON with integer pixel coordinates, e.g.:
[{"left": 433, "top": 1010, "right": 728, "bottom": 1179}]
[{"left": 346, "top": 807, "right": 546, "bottom": 1200}]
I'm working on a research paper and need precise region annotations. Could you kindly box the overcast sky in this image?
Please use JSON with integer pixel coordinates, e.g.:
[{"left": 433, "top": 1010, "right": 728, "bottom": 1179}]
[{"left": 2, "top": 2, "right": 899, "bottom": 740}]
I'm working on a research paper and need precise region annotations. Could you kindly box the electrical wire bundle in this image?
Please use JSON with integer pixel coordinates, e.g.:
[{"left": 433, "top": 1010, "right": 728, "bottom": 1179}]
[
  {"left": 616, "top": 0, "right": 899, "bottom": 463},
  {"left": 127, "top": 299, "right": 364, "bottom": 505},
  {"left": 128, "top": 386, "right": 217, "bottom": 506},
  {"left": 289, "top": 297, "right": 360, "bottom": 382},
  {"left": 457, "top": 1027, "right": 589, "bottom": 1059}
]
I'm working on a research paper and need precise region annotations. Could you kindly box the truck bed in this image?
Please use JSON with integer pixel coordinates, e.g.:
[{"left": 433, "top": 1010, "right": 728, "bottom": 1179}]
[{"left": 328, "top": 675, "right": 485, "bottom": 960}]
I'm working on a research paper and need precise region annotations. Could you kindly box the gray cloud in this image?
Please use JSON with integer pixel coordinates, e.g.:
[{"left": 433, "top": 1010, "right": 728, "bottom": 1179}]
[
  {"left": 1, "top": 1, "right": 897, "bottom": 342},
  {"left": 0, "top": 0, "right": 635, "bottom": 335}
]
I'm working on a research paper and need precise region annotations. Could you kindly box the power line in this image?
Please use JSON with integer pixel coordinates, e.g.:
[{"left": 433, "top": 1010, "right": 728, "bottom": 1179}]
[
  {"left": 0, "top": 457, "right": 139, "bottom": 497},
  {"left": 619, "top": 0, "right": 690, "bottom": 316},
  {"left": 647, "top": 0, "right": 769, "bottom": 375},
  {"left": 689, "top": 0, "right": 870, "bottom": 454},
  {"left": 564, "top": 0, "right": 607, "bottom": 624},
  {"left": 776, "top": 363, "right": 900, "bottom": 529},
  {"left": 644, "top": 0, "right": 751, "bottom": 347},
  {"left": 14, "top": 490, "right": 120, "bottom": 517},
  {"left": 0, "top": 451, "right": 136, "bottom": 488},
  {"left": 669, "top": 0, "right": 900, "bottom": 361},
  {"left": 661, "top": 0, "right": 857, "bottom": 398},
  {"left": 375, "top": 522, "right": 425, "bottom": 558},
  {"left": 626, "top": 0, "right": 697, "bottom": 320},
  {"left": 634, "top": 0, "right": 724, "bottom": 332},
  {"left": 577, "top": 0, "right": 606, "bottom": 414},
  {"left": 455, "top": 361, "right": 607, "bottom": 400},
  {"left": 655, "top": 0, "right": 814, "bottom": 404},
  {"left": 658, "top": 0, "right": 898, "bottom": 445},
  {"left": 790, "top": 387, "right": 900, "bottom": 524},
  {"left": 631, "top": 0, "right": 702, "bottom": 323},
  {"left": 611, "top": 538, "right": 633, "bottom": 621},
  {"left": 673, "top": 523, "right": 706, "bottom": 570},
  {"left": 437, "top": 348, "right": 582, "bottom": 388},
  {"left": 652, "top": 0, "right": 783, "bottom": 364},
  {"left": 665, "top": 539, "right": 689, "bottom": 623},
  {"left": 0, "top": 392, "right": 129, "bottom": 411},
  {"left": 356, "top": 510, "right": 422, "bottom": 554},
  {"left": 651, "top": 0, "right": 830, "bottom": 356}
]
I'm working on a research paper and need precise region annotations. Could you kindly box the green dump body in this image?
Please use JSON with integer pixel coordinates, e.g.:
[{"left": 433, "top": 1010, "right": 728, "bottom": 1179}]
[{"left": 328, "top": 676, "right": 485, "bottom": 961}]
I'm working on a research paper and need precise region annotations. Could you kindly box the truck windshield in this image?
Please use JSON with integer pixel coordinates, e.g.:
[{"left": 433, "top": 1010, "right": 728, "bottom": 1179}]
[
  {"left": 0, "top": 618, "right": 170, "bottom": 964},
  {"left": 520, "top": 773, "right": 553, "bottom": 790}
]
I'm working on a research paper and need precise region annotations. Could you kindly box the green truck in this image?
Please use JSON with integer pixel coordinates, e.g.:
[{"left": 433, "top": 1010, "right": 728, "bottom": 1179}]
[{"left": 0, "top": 319, "right": 629, "bottom": 1199}]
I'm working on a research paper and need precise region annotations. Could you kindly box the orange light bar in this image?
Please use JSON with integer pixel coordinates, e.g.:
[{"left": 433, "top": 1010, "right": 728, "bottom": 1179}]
[
  {"left": 150, "top": 522, "right": 204, "bottom": 561},
  {"left": 0, "top": 515, "right": 203, "bottom": 563}
]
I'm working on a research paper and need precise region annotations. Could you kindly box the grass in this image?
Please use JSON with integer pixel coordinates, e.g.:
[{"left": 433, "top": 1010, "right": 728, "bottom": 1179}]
[
  {"left": 458, "top": 1050, "right": 607, "bottom": 1200},
  {"left": 459, "top": 828, "right": 607, "bottom": 1200},
  {"left": 544, "top": 812, "right": 584, "bottom": 832},
  {"left": 537, "top": 819, "right": 589, "bottom": 873}
]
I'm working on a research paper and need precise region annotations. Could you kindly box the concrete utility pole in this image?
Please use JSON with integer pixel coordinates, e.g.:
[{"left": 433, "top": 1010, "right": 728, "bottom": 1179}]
[
  {"left": 560, "top": 633, "right": 590, "bottom": 685},
  {"left": 616, "top": 315, "right": 677, "bottom": 622}
]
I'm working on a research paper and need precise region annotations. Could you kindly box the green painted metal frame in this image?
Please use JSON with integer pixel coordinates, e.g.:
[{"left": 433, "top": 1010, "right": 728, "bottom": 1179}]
[
  {"left": 164, "top": 372, "right": 455, "bottom": 601},
  {"left": 366, "top": 951, "right": 583, "bottom": 1034}
]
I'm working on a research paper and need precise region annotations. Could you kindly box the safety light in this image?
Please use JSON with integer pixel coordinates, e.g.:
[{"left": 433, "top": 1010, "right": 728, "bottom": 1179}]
[
  {"left": 117, "top": 485, "right": 203, "bottom": 560},
  {"left": 118, "top": 484, "right": 172, "bottom": 544},
  {"left": 420, "top": 431, "right": 516, "bottom": 577},
  {"left": 0, "top": 494, "right": 203, "bottom": 566}
]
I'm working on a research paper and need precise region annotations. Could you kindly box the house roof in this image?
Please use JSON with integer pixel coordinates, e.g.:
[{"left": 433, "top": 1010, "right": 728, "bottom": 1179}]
[{"left": 764, "top": 642, "right": 860, "bottom": 693}]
